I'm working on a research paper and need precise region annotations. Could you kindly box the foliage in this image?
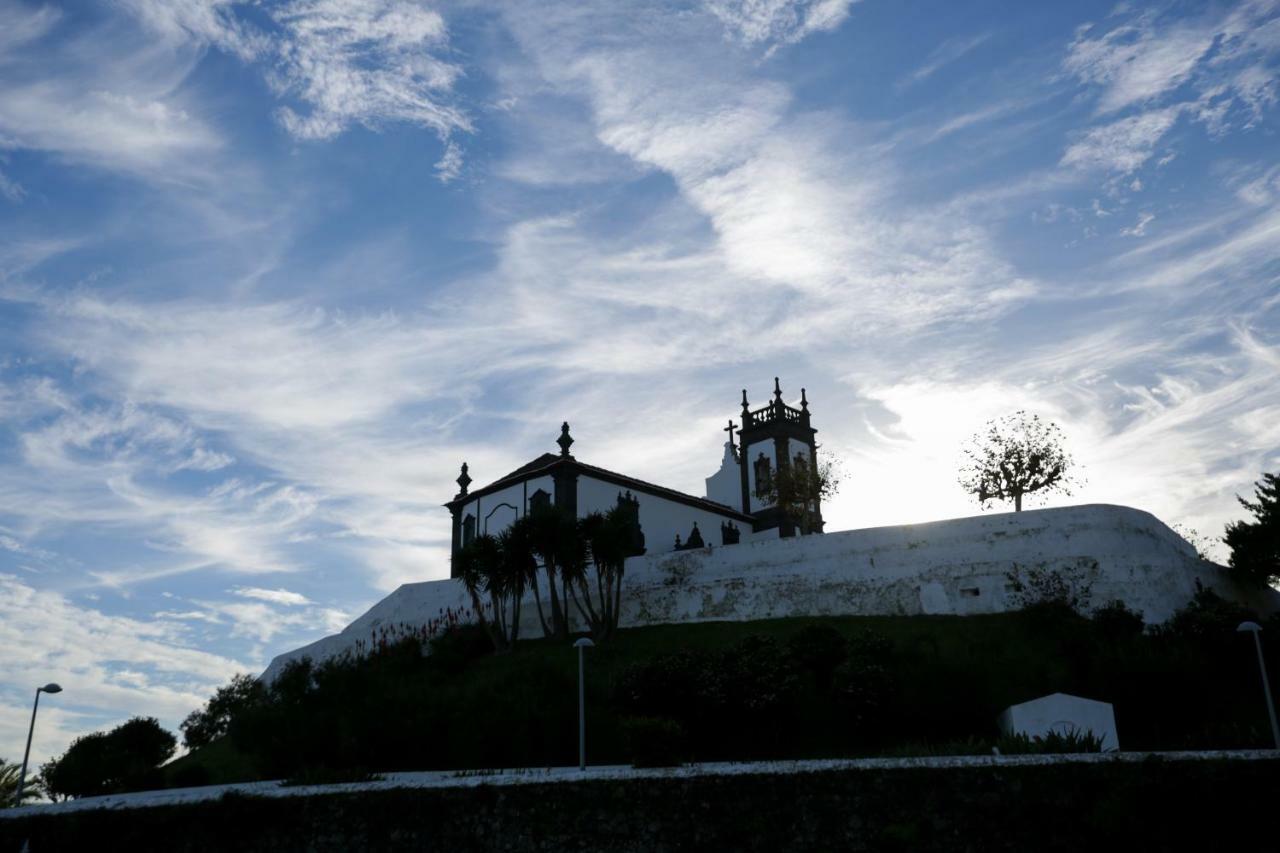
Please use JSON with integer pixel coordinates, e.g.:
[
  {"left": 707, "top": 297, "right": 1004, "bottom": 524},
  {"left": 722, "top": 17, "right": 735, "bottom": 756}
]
[
  {"left": 1, "top": 758, "right": 42, "bottom": 807},
  {"left": 620, "top": 717, "right": 687, "bottom": 768},
  {"left": 787, "top": 625, "right": 848, "bottom": 690},
  {"left": 996, "top": 729, "right": 1105, "bottom": 754},
  {"left": 830, "top": 630, "right": 895, "bottom": 729},
  {"left": 958, "top": 411, "right": 1078, "bottom": 512},
  {"left": 1151, "top": 585, "right": 1258, "bottom": 645},
  {"left": 1170, "top": 523, "right": 1214, "bottom": 562},
  {"left": 1006, "top": 561, "right": 1098, "bottom": 613},
  {"left": 1091, "top": 599, "right": 1145, "bottom": 639},
  {"left": 173, "top": 603, "right": 1280, "bottom": 785},
  {"left": 1224, "top": 472, "right": 1280, "bottom": 588},
  {"left": 181, "top": 674, "right": 266, "bottom": 750},
  {"left": 456, "top": 530, "right": 525, "bottom": 652},
  {"left": 754, "top": 456, "right": 841, "bottom": 534},
  {"left": 568, "top": 507, "right": 633, "bottom": 642},
  {"left": 525, "top": 505, "right": 586, "bottom": 641},
  {"left": 42, "top": 717, "right": 176, "bottom": 799}
]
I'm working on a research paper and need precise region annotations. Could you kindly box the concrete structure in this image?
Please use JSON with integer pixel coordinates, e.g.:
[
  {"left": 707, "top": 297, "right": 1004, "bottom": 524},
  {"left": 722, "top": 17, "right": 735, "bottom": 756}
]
[
  {"left": 998, "top": 693, "right": 1120, "bottom": 751},
  {"left": 263, "top": 503, "right": 1279, "bottom": 681}
]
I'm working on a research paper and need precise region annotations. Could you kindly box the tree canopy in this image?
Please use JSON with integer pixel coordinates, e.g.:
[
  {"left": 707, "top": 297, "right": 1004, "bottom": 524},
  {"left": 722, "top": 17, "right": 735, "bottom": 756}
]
[
  {"left": 1225, "top": 472, "right": 1280, "bottom": 588},
  {"left": 180, "top": 673, "right": 266, "bottom": 750},
  {"left": 958, "top": 411, "right": 1077, "bottom": 512},
  {"left": 41, "top": 717, "right": 176, "bottom": 800}
]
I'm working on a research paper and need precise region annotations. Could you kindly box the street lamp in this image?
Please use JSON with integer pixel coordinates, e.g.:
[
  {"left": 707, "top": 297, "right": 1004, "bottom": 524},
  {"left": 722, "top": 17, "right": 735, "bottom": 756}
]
[
  {"left": 574, "top": 637, "right": 595, "bottom": 770},
  {"left": 1236, "top": 622, "right": 1279, "bottom": 749},
  {"left": 15, "top": 683, "right": 62, "bottom": 806}
]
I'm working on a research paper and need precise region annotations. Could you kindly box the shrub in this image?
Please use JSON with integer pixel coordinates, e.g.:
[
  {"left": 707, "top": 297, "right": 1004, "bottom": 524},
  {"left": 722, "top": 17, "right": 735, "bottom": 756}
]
[
  {"left": 42, "top": 717, "right": 177, "bottom": 799},
  {"left": 787, "top": 625, "right": 848, "bottom": 690},
  {"left": 427, "top": 622, "right": 493, "bottom": 674},
  {"left": 997, "top": 728, "right": 1105, "bottom": 754},
  {"left": 620, "top": 717, "right": 687, "bottom": 768},
  {"left": 181, "top": 673, "right": 266, "bottom": 750},
  {"left": 1006, "top": 560, "right": 1098, "bottom": 612},
  {"left": 1154, "top": 585, "right": 1258, "bottom": 644},
  {"left": 830, "top": 630, "right": 895, "bottom": 732},
  {"left": 1092, "top": 600, "right": 1145, "bottom": 639}
]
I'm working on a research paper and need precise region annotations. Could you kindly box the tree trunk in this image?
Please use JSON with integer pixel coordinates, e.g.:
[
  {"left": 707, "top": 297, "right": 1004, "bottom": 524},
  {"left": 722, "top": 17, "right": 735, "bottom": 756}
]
[{"left": 1015, "top": 492, "right": 1022, "bottom": 512}]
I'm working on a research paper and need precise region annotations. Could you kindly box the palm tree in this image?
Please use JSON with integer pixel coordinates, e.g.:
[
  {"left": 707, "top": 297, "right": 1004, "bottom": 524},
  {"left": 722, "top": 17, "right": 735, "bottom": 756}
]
[
  {"left": 571, "top": 508, "right": 631, "bottom": 642},
  {"left": 1, "top": 757, "right": 40, "bottom": 807},
  {"left": 456, "top": 534, "right": 509, "bottom": 652},
  {"left": 525, "top": 505, "right": 583, "bottom": 640}
]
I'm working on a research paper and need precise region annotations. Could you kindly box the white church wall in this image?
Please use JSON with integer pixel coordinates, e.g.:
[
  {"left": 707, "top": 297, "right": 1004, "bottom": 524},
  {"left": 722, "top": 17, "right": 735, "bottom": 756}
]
[
  {"left": 788, "top": 439, "right": 809, "bottom": 464},
  {"left": 576, "top": 475, "right": 744, "bottom": 553},
  {"left": 457, "top": 475, "right": 555, "bottom": 538},
  {"left": 262, "top": 504, "right": 1280, "bottom": 682},
  {"left": 704, "top": 443, "right": 741, "bottom": 511}
]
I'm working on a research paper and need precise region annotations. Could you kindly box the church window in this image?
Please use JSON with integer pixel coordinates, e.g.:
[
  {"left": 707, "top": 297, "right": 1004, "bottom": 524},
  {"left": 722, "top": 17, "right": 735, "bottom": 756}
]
[{"left": 753, "top": 452, "right": 773, "bottom": 498}]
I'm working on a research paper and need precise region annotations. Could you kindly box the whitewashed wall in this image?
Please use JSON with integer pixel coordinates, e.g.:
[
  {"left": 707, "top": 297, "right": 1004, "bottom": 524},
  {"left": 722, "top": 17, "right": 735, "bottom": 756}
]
[
  {"left": 704, "top": 443, "right": 741, "bottom": 511},
  {"left": 576, "top": 475, "right": 744, "bottom": 553},
  {"left": 262, "top": 503, "right": 1279, "bottom": 681},
  {"left": 744, "top": 440, "right": 776, "bottom": 512},
  {"left": 455, "top": 475, "right": 554, "bottom": 538}
]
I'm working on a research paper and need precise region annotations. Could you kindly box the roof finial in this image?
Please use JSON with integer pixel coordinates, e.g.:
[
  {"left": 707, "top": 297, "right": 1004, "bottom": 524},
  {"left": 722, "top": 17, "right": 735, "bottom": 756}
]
[
  {"left": 456, "top": 462, "right": 472, "bottom": 497},
  {"left": 774, "top": 376, "right": 783, "bottom": 403},
  {"left": 800, "top": 387, "right": 809, "bottom": 410},
  {"left": 557, "top": 421, "right": 574, "bottom": 457},
  {"left": 741, "top": 388, "right": 750, "bottom": 420},
  {"left": 724, "top": 419, "right": 737, "bottom": 451}
]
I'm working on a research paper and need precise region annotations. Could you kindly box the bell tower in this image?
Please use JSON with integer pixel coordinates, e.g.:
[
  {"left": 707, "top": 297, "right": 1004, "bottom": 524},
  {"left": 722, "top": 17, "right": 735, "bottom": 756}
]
[{"left": 735, "top": 378, "right": 822, "bottom": 537}]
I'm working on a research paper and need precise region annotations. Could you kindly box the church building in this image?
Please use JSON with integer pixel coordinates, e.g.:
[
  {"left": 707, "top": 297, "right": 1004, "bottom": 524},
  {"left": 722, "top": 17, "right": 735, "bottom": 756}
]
[{"left": 446, "top": 379, "right": 823, "bottom": 577}]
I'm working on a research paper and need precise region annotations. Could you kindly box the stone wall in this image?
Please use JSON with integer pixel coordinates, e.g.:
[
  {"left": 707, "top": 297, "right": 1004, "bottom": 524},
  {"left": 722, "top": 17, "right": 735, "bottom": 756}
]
[
  {"left": 4, "top": 754, "right": 1278, "bottom": 852},
  {"left": 263, "top": 503, "right": 1277, "bottom": 680}
]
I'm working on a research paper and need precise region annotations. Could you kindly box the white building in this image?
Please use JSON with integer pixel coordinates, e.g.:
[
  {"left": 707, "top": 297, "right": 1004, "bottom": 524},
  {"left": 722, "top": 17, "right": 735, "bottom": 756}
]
[{"left": 445, "top": 378, "right": 821, "bottom": 577}]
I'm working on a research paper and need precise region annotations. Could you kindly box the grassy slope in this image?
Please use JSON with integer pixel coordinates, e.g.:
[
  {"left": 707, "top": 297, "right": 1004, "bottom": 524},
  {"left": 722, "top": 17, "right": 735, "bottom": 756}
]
[{"left": 168, "top": 609, "right": 1272, "bottom": 785}]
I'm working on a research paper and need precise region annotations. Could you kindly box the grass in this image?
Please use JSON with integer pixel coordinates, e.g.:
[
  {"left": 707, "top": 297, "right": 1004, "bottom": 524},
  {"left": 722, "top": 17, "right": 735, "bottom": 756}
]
[{"left": 166, "top": 607, "right": 1276, "bottom": 786}]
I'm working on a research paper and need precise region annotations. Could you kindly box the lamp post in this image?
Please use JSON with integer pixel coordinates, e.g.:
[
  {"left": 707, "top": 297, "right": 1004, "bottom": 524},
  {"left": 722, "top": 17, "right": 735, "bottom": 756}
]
[
  {"left": 574, "top": 637, "right": 595, "bottom": 770},
  {"left": 15, "top": 683, "right": 62, "bottom": 806},
  {"left": 1237, "top": 622, "right": 1279, "bottom": 749}
]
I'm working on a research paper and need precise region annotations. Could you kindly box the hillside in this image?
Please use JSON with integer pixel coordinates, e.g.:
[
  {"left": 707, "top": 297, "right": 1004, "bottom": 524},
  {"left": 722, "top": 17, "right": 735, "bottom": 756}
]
[{"left": 170, "top": 595, "right": 1279, "bottom": 787}]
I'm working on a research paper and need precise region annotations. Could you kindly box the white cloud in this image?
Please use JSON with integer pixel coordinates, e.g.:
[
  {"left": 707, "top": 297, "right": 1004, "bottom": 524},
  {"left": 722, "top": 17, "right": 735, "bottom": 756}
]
[
  {"left": 1065, "top": 16, "right": 1213, "bottom": 114},
  {"left": 1121, "top": 211, "right": 1155, "bottom": 237},
  {"left": 267, "top": 0, "right": 470, "bottom": 144},
  {"left": 705, "top": 0, "right": 859, "bottom": 48},
  {"left": 1060, "top": 106, "right": 1184, "bottom": 174},
  {"left": 232, "top": 586, "right": 313, "bottom": 606},
  {"left": 901, "top": 32, "right": 993, "bottom": 88},
  {"left": 0, "top": 3, "right": 221, "bottom": 180},
  {"left": 0, "top": 574, "right": 249, "bottom": 767}
]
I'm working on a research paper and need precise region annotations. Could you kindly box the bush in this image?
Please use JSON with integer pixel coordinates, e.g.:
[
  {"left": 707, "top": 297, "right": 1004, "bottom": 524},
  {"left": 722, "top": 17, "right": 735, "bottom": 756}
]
[
  {"left": 620, "top": 717, "right": 687, "bottom": 768},
  {"left": 830, "top": 630, "right": 895, "bottom": 732},
  {"left": 42, "top": 717, "right": 177, "bottom": 799},
  {"left": 1154, "top": 586, "right": 1258, "bottom": 645},
  {"left": 428, "top": 622, "right": 494, "bottom": 674},
  {"left": 787, "top": 625, "right": 848, "bottom": 690},
  {"left": 997, "top": 729, "right": 1105, "bottom": 754},
  {"left": 1092, "top": 600, "right": 1145, "bottom": 639},
  {"left": 181, "top": 674, "right": 266, "bottom": 750}
]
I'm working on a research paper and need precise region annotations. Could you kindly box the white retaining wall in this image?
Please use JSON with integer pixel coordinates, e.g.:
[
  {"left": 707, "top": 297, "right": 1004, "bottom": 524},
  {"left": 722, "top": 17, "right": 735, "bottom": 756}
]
[{"left": 262, "top": 504, "right": 1278, "bottom": 681}]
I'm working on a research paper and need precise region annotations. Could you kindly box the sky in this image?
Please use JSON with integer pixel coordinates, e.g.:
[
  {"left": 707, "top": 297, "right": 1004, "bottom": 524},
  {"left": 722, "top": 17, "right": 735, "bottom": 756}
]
[{"left": 1, "top": 0, "right": 1278, "bottom": 768}]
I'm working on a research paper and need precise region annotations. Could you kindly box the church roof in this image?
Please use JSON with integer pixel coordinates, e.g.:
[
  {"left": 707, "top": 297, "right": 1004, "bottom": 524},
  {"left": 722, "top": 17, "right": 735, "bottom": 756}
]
[{"left": 446, "top": 452, "right": 752, "bottom": 522}]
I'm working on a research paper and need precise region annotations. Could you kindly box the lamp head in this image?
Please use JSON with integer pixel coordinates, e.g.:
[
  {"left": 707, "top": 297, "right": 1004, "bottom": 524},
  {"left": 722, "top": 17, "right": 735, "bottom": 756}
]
[
  {"left": 574, "top": 638, "right": 595, "bottom": 648},
  {"left": 40, "top": 683, "right": 63, "bottom": 694},
  {"left": 1237, "top": 621, "right": 1263, "bottom": 634}
]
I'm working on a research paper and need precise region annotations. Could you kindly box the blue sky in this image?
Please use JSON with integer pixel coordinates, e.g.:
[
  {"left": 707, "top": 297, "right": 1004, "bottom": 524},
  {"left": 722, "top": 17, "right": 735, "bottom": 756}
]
[{"left": 2, "top": 0, "right": 1278, "bottom": 765}]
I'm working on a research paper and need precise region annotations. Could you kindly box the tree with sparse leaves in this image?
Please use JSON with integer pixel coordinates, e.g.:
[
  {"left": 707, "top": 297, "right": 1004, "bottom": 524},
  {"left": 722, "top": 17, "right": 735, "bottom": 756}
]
[
  {"left": 958, "top": 411, "right": 1077, "bottom": 512},
  {"left": 754, "top": 455, "right": 840, "bottom": 534},
  {"left": 1224, "top": 472, "right": 1280, "bottom": 588}
]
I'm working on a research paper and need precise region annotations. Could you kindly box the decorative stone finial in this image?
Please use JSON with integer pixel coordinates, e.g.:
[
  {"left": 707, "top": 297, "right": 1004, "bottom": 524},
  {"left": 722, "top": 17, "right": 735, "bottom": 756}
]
[
  {"left": 800, "top": 387, "right": 809, "bottom": 410},
  {"left": 456, "top": 462, "right": 472, "bottom": 496},
  {"left": 557, "top": 421, "right": 574, "bottom": 457},
  {"left": 774, "top": 376, "right": 783, "bottom": 401}
]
